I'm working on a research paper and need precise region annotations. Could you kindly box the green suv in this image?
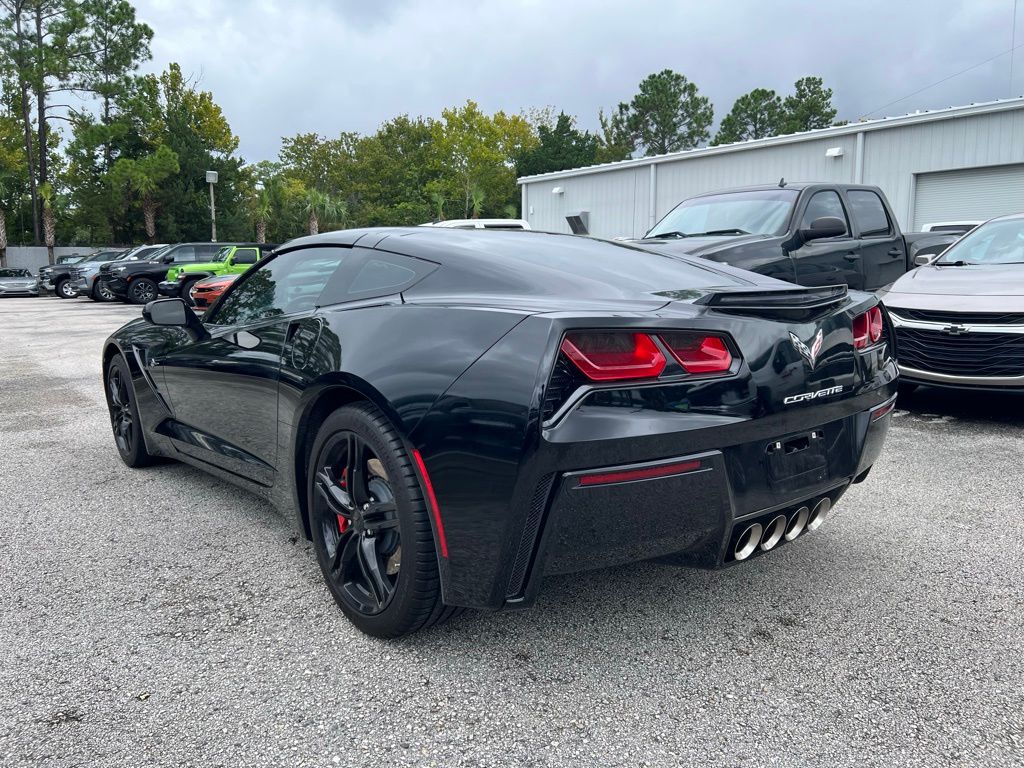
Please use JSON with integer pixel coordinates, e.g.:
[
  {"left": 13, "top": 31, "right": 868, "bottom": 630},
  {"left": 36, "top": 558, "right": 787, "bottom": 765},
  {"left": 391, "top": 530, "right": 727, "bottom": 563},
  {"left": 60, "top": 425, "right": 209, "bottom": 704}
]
[{"left": 158, "top": 243, "right": 277, "bottom": 301}]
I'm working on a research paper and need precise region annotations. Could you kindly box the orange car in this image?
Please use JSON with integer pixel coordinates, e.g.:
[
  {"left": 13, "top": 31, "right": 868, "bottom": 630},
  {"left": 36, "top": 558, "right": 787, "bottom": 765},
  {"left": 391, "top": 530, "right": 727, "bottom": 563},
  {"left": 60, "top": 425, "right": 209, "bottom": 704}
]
[{"left": 189, "top": 273, "right": 237, "bottom": 310}]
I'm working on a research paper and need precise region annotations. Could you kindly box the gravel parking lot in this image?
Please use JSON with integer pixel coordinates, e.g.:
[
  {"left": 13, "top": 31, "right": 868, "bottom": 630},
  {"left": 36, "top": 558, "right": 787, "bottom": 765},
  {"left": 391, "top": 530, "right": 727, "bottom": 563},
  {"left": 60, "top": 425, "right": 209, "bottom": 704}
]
[{"left": 1, "top": 297, "right": 1022, "bottom": 767}]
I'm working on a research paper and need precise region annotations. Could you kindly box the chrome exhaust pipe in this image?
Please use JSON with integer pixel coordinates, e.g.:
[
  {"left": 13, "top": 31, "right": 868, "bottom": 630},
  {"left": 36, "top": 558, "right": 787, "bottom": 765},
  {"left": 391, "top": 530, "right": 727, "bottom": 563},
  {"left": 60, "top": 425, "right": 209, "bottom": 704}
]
[
  {"left": 806, "top": 497, "right": 831, "bottom": 531},
  {"left": 760, "top": 515, "right": 787, "bottom": 551},
  {"left": 733, "top": 523, "right": 763, "bottom": 561},
  {"left": 785, "top": 506, "right": 809, "bottom": 541}
]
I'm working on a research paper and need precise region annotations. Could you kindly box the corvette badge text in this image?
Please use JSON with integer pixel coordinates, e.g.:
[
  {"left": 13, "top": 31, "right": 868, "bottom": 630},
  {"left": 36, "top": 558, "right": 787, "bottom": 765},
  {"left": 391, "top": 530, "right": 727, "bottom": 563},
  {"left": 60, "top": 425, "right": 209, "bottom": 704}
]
[{"left": 784, "top": 385, "right": 845, "bottom": 405}]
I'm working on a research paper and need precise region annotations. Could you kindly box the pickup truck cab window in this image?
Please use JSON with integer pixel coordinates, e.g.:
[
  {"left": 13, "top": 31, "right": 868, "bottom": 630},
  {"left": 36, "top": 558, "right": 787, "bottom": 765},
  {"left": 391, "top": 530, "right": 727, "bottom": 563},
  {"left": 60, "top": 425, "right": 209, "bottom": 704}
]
[
  {"left": 800, "top": 191, "right": 849, "bottom": 235},
  {"left": 847, "top": 190, "right": 892, "bottom": 237}
]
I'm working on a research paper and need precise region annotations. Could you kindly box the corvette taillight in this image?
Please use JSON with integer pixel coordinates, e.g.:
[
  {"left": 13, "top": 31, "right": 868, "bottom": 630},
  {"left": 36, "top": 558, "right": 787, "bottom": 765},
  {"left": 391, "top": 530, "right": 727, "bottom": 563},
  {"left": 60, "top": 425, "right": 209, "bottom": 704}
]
[
  {"left": 658, "top": 333, "right": 733, "bottom": 374},
  {"left": 560, "top": 332, "right": 666, "bottom": 381},
  {"left": 853, "top": 306, "right": 884, "bottom": 349}
]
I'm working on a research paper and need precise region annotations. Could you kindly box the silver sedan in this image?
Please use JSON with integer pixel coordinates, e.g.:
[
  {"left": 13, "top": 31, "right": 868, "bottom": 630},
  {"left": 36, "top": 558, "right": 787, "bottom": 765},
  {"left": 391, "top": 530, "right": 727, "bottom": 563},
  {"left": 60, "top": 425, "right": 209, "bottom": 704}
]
[{"left": 882, "top": 213, "right": 1024, "bottom": 392}]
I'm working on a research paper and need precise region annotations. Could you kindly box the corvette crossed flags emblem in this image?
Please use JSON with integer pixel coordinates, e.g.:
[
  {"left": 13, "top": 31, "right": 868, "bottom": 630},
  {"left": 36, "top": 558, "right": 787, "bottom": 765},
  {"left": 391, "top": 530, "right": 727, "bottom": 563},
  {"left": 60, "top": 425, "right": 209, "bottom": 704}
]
[{"left": 789, "top": 329, "right": 824, "bottom": 369}]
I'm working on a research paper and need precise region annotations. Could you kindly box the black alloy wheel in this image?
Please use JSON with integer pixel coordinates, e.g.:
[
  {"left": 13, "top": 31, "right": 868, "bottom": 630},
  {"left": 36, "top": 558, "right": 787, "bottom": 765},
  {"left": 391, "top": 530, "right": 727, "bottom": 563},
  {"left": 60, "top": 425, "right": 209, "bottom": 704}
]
[
  {"left": 105, "top": 354, "right": 155, "bottom": 468},
  {"left": 56, "top": 278, "right": 76, "bottom": 299},
  {"left": 128, "top": 277, "right": 157, "bottom": 304},
  {"left": 315, "top": 431, "right": 401, "bottom": 615},
  {"left": 308, "top": 403, "right": 460, "bottom": 637}
]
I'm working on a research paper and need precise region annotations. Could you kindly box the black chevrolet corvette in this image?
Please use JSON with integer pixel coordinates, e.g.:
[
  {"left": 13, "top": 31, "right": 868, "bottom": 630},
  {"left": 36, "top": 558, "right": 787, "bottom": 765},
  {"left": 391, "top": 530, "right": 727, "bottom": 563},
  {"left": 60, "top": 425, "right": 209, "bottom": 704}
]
[{"left": 102, "top": 228, "right": 897, "bottom": 637}]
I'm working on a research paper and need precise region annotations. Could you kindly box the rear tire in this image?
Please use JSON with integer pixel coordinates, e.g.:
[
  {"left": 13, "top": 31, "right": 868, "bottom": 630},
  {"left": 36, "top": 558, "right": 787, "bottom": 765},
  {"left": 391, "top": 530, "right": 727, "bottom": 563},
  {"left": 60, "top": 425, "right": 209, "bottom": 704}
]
[
  {"left": 105, "top": 354, "right": 156, "bottom": 468},
  {"left": 128, "top": 277, "right": 157, "bottom": 305},
  {"left": 55, "top": 278, "right": 76, "bottom": 299},
  {"left": 307, "top": 402, "right": 459, "bottom": 638}
]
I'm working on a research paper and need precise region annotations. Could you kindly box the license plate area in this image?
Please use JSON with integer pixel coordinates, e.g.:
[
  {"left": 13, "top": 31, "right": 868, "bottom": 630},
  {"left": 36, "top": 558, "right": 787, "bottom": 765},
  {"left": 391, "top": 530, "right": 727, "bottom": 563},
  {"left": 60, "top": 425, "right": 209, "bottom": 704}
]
[{"left": 765, "top": 430, "right": 827, "bottom": 487}]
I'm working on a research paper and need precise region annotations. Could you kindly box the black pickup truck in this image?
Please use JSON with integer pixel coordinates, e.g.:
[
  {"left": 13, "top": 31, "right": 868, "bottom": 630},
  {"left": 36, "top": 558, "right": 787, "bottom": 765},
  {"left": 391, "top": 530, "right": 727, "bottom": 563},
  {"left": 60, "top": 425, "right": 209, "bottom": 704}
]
[{"left": 637, "top": 183, "right": 957, "bottom": 290}]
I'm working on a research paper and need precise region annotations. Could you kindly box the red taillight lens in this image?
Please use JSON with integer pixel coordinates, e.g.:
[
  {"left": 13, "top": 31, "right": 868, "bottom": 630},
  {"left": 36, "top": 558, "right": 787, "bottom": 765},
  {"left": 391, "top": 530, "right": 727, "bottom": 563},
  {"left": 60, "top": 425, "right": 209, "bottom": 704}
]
[
  {"left": 658, "top": 332, "right": 733, "bottom": 374},
  {"left": 853, "top": 306, "right": 884, "bottom": 349},
  {"left": 560, "top": 332, "right": 666, "bottom": 381}
]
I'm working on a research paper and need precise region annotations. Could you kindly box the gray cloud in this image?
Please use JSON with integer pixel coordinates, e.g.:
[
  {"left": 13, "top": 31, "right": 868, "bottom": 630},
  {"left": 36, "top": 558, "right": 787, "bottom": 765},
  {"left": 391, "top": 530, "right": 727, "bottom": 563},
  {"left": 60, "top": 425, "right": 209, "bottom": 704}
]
[{"left": 134, "top": 0, "right": 1024, "bottom": 162}]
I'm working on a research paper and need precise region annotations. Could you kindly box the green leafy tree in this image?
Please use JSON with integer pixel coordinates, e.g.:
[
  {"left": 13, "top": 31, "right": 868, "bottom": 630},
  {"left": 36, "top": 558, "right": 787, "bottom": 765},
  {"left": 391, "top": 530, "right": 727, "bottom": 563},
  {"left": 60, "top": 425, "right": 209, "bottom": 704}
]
[
  {"left": 349, "top": 115, "right": 439, "bottom": 226},
  {"left": 626, "top": 70, "right": 713, "bottom": 155},
  {"left": 109, "top": 143, "right": 179, "bottom": 242},
  {"left": 595, "top": 104, "right": 634, "bottom": 163},
  {"left": 431, "top": 100, "right": 536, "bottom": 218},
  {"left": 516, "top": 112, "right": 598, "bottom": 177},
  {"left": 781, "top": 76, "right": 837, "bottom": 133},
  {"left": 713, "top": 88, "right": 784, "bottom": 145}
]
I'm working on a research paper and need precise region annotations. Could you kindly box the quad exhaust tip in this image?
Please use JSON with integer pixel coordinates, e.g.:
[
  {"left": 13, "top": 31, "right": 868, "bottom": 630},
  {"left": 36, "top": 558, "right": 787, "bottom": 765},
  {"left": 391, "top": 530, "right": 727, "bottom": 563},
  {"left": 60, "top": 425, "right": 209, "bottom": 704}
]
[
  {"left": 733, "top": 523, "right": 763, "bottom": 561},
  {"left": 759, "top": 515, "right": 787, "bottom": 551},
  {"left": 733, "top": 496, "right": 832, "bottom": 561},
  {"left": 807, "top": 497, "right": 831, "bottom": 531},
  {"left": 785, "top": 506, "right": 810, "bottom": 542}
]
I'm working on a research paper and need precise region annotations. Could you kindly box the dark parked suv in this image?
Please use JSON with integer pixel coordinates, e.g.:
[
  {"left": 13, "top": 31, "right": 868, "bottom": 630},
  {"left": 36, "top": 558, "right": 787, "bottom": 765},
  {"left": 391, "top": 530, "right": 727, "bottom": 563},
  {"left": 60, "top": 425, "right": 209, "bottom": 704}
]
[{"left": 102, "top": 243, "right": 254, "bottom": 304}]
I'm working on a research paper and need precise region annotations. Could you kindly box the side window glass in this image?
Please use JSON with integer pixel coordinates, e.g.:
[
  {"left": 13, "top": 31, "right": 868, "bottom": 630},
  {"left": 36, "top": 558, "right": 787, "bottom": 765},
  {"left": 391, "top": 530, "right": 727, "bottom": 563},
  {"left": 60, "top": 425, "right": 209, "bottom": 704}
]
[
  {"left": 233, "top": 248, "right": 259, "bottom": 265},
  {"left": 800, "top": 191, "right": 848, "bottom": 235},
  {"left": 209, "top": 247, "right": 347, "bottom": 326},
  {"left": 349, "top": 259, "right": 417, "bottom": 293},
  {"left": 847, "top": 191, "right": 892, "bottom": 237},
  {"left": 173, "top": 245, "right": 197, "bottom": 262}
]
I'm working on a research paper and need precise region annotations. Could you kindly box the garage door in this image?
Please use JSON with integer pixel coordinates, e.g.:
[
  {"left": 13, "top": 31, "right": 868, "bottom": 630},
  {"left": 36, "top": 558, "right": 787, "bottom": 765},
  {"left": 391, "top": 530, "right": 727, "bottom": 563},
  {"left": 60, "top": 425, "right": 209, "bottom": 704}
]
[{"left": 913, "top": 164, "right": 1024, "bottom": 230}]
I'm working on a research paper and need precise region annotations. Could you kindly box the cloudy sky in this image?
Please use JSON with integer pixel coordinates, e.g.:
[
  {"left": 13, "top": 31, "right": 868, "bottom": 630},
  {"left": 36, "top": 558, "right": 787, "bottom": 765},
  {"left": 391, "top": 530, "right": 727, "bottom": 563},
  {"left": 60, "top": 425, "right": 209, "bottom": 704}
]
[{"left": 133, "top": 0, "right": 1023, "bottom": 162}]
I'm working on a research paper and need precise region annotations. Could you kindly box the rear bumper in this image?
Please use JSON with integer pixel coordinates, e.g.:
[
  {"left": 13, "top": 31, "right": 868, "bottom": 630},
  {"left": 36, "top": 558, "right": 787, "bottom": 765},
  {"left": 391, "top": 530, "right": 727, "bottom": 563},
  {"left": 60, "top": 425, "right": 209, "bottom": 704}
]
[
  {"left": 158, "top": 280, "right": 181, "bottom": 297},
  {"left": 504, "top": 393, "right": 895, "bottom": 606}
]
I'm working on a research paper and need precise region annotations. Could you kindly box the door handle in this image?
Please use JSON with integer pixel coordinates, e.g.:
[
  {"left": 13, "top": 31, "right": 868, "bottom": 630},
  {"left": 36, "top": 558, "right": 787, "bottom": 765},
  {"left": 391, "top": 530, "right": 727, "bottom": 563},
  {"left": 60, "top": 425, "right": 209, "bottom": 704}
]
[
  {"left": 887, "top": 248, "right": 903, "bottom": 257},
  {"left": 843, "top": 252, "right": 860, "bottom": 262}
]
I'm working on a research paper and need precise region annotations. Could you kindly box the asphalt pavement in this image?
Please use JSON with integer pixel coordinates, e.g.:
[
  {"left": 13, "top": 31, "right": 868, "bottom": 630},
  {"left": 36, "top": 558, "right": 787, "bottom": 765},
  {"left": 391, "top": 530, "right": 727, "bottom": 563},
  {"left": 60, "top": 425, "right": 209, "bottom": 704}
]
[{"left": 1, "top": 297, "right": 1022, "bottom": 767}]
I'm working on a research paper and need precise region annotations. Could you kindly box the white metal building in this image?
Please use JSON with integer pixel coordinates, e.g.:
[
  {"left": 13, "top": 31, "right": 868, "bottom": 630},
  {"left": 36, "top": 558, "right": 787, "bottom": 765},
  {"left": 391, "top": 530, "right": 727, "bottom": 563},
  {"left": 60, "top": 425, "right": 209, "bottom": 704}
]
[{"left": 517, "top": 98, "right": 1024, "bottom": 238}]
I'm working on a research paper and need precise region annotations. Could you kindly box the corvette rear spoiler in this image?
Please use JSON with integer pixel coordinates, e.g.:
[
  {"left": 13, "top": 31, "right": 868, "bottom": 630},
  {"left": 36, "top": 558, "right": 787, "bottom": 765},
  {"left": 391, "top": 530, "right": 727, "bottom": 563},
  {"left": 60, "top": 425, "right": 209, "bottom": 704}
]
[{"left": 692, "top": 285, "right": 849, "bottom": 317}]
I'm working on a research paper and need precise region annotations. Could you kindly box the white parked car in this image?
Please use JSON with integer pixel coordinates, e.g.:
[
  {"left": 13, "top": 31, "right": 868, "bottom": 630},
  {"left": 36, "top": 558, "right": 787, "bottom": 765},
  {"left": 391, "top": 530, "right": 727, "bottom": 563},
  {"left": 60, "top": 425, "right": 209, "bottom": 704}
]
[
  {"left": 920, "top": 221, "right": 982, "bottom": 234},
  {"left": 420, "top": 218, "right": 531, "bottom": 230}
]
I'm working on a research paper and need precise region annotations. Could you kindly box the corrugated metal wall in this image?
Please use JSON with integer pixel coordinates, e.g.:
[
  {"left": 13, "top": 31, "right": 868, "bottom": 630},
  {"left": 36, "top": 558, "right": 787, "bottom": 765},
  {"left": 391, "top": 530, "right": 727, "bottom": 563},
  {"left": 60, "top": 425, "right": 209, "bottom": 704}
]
[{"left": 521, "top": 104, "right": 1024, "bottom": 239}]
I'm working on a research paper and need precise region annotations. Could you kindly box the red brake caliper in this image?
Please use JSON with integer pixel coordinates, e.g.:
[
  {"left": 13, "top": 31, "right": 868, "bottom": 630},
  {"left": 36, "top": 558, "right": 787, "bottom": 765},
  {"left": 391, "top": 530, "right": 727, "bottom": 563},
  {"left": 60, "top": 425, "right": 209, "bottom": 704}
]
[{"left": 337, "top": 468, "right": 349, "bottom": 533}]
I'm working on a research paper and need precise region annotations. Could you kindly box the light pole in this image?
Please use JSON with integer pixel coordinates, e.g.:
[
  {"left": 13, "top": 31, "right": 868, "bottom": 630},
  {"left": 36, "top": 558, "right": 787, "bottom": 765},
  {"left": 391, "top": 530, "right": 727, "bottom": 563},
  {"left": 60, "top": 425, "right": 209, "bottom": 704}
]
[{"left": 206, "top": 170, "right": 219, "bottom": 242}]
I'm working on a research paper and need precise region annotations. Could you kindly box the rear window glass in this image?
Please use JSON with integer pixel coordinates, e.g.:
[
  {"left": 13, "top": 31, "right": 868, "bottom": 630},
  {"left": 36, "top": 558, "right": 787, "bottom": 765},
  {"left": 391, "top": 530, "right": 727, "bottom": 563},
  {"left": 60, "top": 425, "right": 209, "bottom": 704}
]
[{"left": 349, "top": 260, "right": 417, "bottom": 293}]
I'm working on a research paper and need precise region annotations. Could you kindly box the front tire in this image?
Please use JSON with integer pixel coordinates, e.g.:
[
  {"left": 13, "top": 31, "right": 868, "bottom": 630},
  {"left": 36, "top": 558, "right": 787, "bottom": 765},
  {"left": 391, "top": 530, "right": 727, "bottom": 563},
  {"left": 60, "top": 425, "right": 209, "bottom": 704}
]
[
  {"left": 180, "top": 277, "right": 200, "bottom": 306},
  {"left": 55, "top": 278, "right": 76, "bottom": 299},
  {"left": 308, "top": 402, "right": 457, "bottom": 638},
  {"left": 128, "top": 277, "right": 157, "bottom": 305},
  {"left": 92, "top": 279, "right": 115, "bottom": 302},
  {"left": 105, "top": 354, "right": 156, "bottom": 468}
]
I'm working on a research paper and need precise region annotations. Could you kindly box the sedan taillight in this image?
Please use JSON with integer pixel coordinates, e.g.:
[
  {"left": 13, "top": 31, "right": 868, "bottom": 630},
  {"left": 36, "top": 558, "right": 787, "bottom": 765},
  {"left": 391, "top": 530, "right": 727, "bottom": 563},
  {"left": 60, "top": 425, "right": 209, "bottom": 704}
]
[{"left": 853, "top": 306, "right": 883, "bottom": 349}]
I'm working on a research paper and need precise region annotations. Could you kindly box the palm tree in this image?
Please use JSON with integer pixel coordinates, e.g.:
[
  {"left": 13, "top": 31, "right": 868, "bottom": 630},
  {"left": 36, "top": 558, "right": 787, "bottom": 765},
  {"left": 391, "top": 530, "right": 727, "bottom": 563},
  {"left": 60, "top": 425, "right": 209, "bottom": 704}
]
[
  {"left": 303, "top": 188, "right": 346, "bottom": 236},
  {"left": 110, "top": 145, "right": 179, "bottom": 243},
  {"left": 428, "top": 189, "right": 446, "bottom": 222},
  {"left": 469, "top": 184, "right": 485, "bottom": 219},
  {"left": 39, "top": 183, "right": 56, "bottom": 264},
  {"left": 0, "top": 176, "right": 9, "bottom": 268},
  {"left": 252, "top": 184, "right": 273, "bottom": 244}
]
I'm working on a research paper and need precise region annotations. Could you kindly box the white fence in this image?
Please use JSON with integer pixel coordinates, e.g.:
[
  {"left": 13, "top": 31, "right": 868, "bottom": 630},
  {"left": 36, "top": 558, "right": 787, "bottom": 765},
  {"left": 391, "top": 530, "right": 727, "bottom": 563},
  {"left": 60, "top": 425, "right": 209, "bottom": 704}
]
[{"left": 2, "top": 246, "right": 107, "bottom": 271}]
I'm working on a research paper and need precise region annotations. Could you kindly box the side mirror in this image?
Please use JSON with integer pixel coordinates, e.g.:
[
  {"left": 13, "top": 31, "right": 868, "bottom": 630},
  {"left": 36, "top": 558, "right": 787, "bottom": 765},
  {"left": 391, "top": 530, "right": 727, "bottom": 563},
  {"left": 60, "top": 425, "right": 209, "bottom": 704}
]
[
  {"left": 798, "top": 216, "right": 847, "bottom": 244},
  {"left": 913, "top": 254, "right": 934, "bottom": 267},
  {"left": 142, "top": 298, "right": 209, "bottom": 340},
  {"left": 161, "top": 253, "right": 174, "bottom": 263}
]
